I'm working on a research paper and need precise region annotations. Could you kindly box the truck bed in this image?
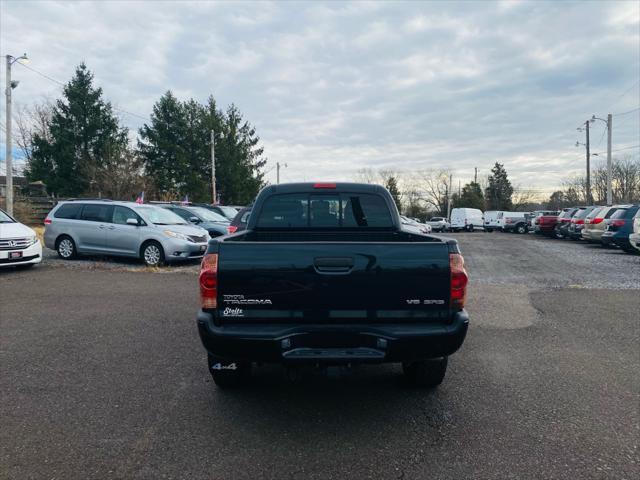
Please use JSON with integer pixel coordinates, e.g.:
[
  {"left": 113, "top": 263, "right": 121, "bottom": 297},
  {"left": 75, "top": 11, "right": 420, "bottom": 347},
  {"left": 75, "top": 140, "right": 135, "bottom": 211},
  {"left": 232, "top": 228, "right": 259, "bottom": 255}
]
[{"left": 214, "top": 230, "right": 452, "bottom": 325}]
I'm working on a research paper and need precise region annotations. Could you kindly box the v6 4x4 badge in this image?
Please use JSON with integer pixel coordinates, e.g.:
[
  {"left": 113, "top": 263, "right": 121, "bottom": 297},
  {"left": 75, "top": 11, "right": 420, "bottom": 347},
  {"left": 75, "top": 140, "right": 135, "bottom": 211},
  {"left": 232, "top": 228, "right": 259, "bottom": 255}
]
[{"left": 211, "top": 362, "right": 238, "bottom": 371}]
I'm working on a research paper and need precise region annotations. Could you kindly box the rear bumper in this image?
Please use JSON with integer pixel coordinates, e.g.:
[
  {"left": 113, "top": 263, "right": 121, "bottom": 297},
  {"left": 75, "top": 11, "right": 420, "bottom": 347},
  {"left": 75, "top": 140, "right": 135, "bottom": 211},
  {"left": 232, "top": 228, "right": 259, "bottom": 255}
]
[{"left": 197, "top": 310, "right": 469, "bottom": 364}]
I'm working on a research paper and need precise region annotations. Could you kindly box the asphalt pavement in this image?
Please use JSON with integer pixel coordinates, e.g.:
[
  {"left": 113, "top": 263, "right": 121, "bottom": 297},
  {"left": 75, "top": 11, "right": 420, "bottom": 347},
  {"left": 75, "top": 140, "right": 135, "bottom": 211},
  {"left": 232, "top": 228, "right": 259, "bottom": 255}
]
[{"left": 1, "top": 233, "right": 638, "bottom": 479}]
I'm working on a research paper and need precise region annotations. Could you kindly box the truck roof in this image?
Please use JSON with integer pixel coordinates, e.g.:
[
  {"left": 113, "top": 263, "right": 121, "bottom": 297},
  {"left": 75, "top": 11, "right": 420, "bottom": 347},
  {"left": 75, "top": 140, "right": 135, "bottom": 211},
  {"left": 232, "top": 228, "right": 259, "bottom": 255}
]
[{"left": 259, "top": 182, "right": 388, "bottom": 195}]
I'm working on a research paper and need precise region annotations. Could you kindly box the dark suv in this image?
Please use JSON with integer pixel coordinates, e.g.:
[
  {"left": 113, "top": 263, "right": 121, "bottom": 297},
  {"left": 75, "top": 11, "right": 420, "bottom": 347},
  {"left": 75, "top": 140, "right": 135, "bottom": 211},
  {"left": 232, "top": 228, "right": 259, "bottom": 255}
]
[
  {"left": 601, "top": 205, "right": 640, "bottom": 252},
  {"left": 554, "top": 207, "right": 579, "bottom": 239},
  {"left": 568, "top": 206, "right": 598, "bottom": 240}
]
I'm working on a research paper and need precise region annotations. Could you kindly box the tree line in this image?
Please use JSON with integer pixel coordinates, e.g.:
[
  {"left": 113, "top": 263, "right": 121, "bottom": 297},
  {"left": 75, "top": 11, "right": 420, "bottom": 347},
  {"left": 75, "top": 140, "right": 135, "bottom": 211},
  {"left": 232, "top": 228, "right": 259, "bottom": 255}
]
[
  {"left": 20, "top": 63, "right": 266, "bottom": 205},
  {"left": 357, "top": 162, "right": 516, "bottom": 219},
  {"left": 358, "top": 156, "right": 640, "bottom": 220}
]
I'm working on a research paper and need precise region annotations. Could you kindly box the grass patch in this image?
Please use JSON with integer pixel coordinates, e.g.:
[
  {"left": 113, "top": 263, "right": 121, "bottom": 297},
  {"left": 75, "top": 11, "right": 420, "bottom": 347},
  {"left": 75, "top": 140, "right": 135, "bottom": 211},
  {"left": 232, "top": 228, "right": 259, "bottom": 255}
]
[{"left": 32, "top": 226, "right": 45, "bottom": 244}]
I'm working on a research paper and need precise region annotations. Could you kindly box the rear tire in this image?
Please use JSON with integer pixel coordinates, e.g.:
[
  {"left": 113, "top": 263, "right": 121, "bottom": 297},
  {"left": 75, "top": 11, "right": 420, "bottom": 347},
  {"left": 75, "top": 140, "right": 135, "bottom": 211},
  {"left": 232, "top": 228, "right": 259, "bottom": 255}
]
[
  {"left": 141, "top": 241, "right": 165, "bottom": 267},
  {"left": 486, "top": 228, "right": 493, "bottom": 233},
  {"left": 56, "top": 236, "right": 76, "bottom": 260},
  {"left": 208, "top": 354, "right": 251, "bottom": 388},
  {"left": 554, "top": 228, "right": 564, "bottom": 239},
  {"left": 516, "top": 224, "right": 527, "bottom": 234},
  {"left": 403, "top": 357, "right": 448, "bottom": 388}
]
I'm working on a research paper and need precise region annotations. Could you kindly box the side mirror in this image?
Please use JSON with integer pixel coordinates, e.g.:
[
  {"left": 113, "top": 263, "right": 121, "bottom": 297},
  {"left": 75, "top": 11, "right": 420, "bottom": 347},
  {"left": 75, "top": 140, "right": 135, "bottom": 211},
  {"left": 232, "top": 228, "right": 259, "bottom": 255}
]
[
  {"left": 189, "top": 216, "right": 200, "bottom": 224},
  {"left": 126, "top": 218, "right": 139, "bottom": 226}
]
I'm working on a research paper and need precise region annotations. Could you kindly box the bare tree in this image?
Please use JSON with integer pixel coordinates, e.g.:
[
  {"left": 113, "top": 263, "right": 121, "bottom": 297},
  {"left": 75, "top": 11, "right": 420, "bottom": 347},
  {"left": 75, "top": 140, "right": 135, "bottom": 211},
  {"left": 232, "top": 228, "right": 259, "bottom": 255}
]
[
  {"left": 415, "top": 169, "right": 451, "bottom": 216},
  {"left": 613, "top": 155, "right": 640, "bottom": 203},
  {"left": 15, "top": 101, "right": 54, "bottom": 164},
  {"left": 561, "top": 156, "right": 640, "bottom": 205},
  {"left": 511, "top": 186, "right": 537, "bottom": 211}
]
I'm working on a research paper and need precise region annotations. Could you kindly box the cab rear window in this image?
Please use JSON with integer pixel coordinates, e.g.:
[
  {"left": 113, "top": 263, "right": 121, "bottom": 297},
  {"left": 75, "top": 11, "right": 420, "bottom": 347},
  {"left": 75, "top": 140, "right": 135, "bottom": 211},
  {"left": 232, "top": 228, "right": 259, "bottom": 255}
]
[{"left": 256, "top": 193, "right": 393, "bottom": 228}]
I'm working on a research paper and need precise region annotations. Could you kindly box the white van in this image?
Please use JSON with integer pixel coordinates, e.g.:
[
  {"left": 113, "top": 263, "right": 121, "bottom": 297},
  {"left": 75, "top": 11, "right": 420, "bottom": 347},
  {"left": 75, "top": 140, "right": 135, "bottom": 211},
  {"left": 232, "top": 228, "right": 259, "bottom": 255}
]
[
  {"left": 450, "top": 208, "right": 484, "bottom": 232},
  {"left": 484, "top": 211, "right": 501, "bottom": 232}
]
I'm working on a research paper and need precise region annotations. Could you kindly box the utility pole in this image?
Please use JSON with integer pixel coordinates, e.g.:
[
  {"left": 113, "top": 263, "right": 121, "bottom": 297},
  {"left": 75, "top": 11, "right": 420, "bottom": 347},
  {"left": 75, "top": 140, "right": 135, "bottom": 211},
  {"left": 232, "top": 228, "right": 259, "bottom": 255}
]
[
  {"left": 606, "top": 114, "right": 612, "bottom": 205},
  {"left": 446, "top": 174, "right": 453, "bottom": 220},
  {"left": 4, "top": 56, "right": 13, "bottom": 216},
  {"left": 585, "top": 120, "right": 591, "bottom": 205},
  {"left": 474, "top": 167, "right": 478, "bottom": 184},
  {"left": 276, "top": 162, "right": 280, "bottom": 184},
  {"left": 3, "top": 54, "right": 26, "bottom": 216},
  {"left": 210, "top": 130, "right": 216, "bottom": 204}
]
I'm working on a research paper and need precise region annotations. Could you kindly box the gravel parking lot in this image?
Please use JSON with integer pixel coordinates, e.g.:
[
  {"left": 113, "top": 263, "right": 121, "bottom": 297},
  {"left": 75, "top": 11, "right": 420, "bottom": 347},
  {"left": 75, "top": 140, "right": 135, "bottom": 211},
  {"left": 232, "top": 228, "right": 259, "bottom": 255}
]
[{"left": 1, "top": 233, "right": 638, "bottom": 479}]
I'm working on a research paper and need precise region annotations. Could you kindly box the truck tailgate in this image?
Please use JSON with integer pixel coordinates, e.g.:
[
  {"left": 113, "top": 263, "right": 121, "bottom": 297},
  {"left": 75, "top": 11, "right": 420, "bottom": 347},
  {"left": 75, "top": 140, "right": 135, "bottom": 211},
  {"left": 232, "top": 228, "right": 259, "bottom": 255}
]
[{"left": 217, "top": 242, "right": 450, "bottom": 323}]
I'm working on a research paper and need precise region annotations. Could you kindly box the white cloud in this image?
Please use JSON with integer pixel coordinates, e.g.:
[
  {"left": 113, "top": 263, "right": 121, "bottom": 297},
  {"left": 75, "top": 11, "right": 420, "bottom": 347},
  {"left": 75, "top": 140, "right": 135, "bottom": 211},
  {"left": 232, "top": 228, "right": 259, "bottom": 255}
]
[{"left": 1, "top": 0, "right": 638, "bottom": 195}]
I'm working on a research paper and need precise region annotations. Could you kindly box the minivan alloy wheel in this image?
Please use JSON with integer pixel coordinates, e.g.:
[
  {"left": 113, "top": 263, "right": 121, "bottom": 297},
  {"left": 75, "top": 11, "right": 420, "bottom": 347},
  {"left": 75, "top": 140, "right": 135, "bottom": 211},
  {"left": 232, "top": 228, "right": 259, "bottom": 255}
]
[
  {"left": 143, "top": 244, "right": 162, "bottom": 266},
  {"left": 58, "top": 238, "right": 74, "bottom": 259}
]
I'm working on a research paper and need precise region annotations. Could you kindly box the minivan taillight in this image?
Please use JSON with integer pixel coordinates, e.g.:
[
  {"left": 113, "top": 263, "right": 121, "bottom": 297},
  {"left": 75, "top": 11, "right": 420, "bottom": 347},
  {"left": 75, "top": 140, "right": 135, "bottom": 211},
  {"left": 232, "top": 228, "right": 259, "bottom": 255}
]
[
  {"left": 591, "top": 218, "right": 603, "bottom": 224},
  {"left": 44, "top": 218, "right": 52, "bottom": 225},
  {"left": 200, "top": 253, "right": 218, "bottom": 309},
  {"left": 450, "top": 253, "right": 468, "bottom": 310},
  {"left": 227, "top": 225, "right": 238, "bottom": 234}
]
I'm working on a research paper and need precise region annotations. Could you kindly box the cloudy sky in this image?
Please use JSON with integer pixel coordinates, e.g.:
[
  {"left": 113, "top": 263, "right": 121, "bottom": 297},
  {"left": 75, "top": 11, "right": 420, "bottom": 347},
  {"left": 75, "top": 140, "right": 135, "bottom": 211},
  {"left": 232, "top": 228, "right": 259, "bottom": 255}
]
[{"left": 1, "top": 0, "right": 639, "bottom": 194}]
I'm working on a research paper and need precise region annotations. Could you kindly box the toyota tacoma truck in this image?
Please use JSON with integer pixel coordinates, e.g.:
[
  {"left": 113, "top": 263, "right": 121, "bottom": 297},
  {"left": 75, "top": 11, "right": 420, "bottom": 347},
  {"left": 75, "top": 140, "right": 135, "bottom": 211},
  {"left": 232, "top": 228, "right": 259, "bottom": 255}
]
[{"left": 197, "top": 183, "right": 469, "bottom": 388}]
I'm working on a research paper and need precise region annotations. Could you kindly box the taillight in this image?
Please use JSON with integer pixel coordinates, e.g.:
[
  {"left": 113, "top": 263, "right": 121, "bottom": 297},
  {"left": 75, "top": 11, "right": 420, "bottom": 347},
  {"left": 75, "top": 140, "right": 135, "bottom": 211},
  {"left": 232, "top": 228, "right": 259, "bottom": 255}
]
[
  {"left": 610, "top": 219, "right": 626, "bottom": 228},
  {"left": 200, "top": 253, "right": 218, "bottom": 309},
  {"left": 44, "top": 218, "right": 52, "bottom": 225},
  {"left": 314, "top": 183, "right": 336, "bottom": 189},
  {"left": 227, "top": 225, "right": 238, "bottom": 234},
  {"left": 450, "top": 253, "right": 468, "bottom": 310},
  {"left": 576, "top": 219, "right": 584, "bottom": 225},
  {"left": 591, "top": 218, "right": 603, "bottom": 224}
]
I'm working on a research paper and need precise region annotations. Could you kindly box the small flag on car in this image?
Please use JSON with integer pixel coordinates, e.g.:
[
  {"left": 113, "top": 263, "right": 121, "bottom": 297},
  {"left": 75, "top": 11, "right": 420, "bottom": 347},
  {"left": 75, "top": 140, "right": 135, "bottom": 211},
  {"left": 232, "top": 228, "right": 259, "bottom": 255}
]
[
  {"left": 181, "top": 194, "right": 189, "bottom": 205},
  {"left": 135, "top": 192, "right": 144, "bottom": 204}
]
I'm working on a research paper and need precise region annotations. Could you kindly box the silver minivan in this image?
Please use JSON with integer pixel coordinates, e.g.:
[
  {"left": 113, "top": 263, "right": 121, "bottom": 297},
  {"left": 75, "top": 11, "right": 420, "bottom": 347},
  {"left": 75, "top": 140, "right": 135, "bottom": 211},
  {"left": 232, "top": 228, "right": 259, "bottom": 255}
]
[{"left": 44, "top": 200, "right": 210, "bottom": 266}]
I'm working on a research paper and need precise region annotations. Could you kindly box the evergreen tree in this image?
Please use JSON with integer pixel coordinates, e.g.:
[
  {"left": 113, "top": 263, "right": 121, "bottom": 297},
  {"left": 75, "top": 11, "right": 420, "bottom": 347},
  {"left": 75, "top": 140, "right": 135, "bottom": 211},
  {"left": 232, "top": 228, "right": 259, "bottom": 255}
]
[
  {"left": 385, "top": 176, "right": 402, "bottom": 212},
  {"left": 485, "top": 162, "right": 513, "bottom": 210},
  {"left": 138, "top": 95, "right": 265, "bottom": 204},
  {"left": 25, "top": 63, "right": 128, "bottom": 196},
  {"left": 216, "top": 104, "right": 266, "bottom": 205},
  {"left": 457, "top": 181, "right": 485, "bottom": 210},
  {"left": 137, "top": 91, "right": 187, "bottom": 197}
]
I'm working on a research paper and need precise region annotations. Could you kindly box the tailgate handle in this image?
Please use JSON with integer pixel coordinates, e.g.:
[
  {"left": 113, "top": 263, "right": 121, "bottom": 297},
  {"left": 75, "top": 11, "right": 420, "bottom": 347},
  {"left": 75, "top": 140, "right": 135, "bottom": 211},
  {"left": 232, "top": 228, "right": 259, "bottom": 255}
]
[{"left": 314, "top": 257, "right": 354, "bottom": 273}]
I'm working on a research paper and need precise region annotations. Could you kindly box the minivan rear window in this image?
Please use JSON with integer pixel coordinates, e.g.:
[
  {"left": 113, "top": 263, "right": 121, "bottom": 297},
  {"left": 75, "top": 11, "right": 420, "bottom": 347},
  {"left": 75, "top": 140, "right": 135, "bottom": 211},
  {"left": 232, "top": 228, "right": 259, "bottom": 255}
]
[{"left": 54, "top": 203, "right": 82, "bottom": 219}]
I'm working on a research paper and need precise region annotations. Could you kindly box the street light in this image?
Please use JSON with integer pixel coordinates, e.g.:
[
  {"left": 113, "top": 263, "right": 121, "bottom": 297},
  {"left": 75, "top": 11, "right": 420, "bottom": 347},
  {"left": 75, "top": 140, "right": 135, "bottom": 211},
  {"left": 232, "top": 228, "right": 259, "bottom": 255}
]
[{"left": 4, "top": 53, "right": 28, "bottom": 216}]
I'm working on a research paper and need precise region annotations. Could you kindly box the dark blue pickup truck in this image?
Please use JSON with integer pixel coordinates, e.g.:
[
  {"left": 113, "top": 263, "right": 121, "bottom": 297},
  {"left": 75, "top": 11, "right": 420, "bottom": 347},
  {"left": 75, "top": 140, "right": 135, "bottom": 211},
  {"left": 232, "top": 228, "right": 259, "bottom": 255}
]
[{"left": 197, "top": 182, "right": 469, "bottom": 388}]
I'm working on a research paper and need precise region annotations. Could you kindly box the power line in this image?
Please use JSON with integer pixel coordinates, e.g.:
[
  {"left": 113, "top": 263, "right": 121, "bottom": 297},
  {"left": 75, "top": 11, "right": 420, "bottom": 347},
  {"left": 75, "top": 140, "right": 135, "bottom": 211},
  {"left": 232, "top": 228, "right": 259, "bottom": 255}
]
[
  {"left": 15, "top": 62, "right": 150, "bottom": 123},
  {"left": 592, "top": 144, "right": 640, "bottom": 155},
  {"left": 613, "top": 106, "right": 640, "bottom": 117},
  {"left": 605, "top": 79, "right": 640, "bottom": 111},
  {"left": 17, "top": 62, "right": 65, "bottom": 86}
]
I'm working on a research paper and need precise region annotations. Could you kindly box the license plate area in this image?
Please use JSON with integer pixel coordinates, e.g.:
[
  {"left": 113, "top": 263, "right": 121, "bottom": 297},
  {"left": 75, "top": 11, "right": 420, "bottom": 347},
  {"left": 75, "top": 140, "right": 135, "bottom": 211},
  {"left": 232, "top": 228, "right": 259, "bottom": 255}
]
[{"left": 9, "top": 251, "right": 23, "bottom": 259}]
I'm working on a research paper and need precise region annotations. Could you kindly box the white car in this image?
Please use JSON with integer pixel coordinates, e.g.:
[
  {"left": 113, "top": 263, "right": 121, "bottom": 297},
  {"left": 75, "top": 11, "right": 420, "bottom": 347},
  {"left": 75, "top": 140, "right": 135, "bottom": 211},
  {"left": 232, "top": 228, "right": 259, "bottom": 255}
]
[
  {"left": 425, "top": 216, "right": 450, "bottom": 232},
  {"left": 0, "top": 208, "right": 43, "bottom": 268},
  {"left": 450, "top": 208, "right": 484, "bottom": 232},
  {"left": 629, "top": 211, "right": 640, "bottom": 252},
  {"left": 400, "top": 215, "right": 432, "bottom": 234}
]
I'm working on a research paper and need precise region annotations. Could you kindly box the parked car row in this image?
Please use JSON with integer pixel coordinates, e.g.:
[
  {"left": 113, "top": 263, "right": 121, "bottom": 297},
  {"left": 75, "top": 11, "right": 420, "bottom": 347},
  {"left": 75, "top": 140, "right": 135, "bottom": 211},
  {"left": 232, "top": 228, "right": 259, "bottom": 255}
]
[
  {"left": 533, "top": 204, "right": 640, "bottom": 253},
  {"left": 34, "top": 200, "right": 242, "bottom": 267}
]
